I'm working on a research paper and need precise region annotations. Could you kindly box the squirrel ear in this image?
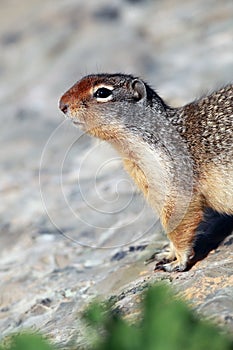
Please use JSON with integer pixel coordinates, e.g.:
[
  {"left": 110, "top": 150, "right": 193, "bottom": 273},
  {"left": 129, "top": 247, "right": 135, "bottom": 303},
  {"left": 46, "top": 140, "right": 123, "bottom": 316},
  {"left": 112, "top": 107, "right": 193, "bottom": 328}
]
[{"left": 131, "top": 79, "right": 146, "bottom": 101}]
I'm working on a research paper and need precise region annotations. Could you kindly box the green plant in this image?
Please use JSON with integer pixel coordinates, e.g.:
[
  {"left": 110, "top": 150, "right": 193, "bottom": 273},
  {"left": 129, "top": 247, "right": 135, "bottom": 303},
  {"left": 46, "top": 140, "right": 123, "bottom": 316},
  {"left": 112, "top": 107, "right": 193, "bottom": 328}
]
[
  {"left": 1, "top": 285, "right": 232, "bottom": 350},
  {"left": 0, "top": 332, "right": 53, "bottom": 350},
  {"left": 83, "top": 284, "right": 233, "bottom": 350}
]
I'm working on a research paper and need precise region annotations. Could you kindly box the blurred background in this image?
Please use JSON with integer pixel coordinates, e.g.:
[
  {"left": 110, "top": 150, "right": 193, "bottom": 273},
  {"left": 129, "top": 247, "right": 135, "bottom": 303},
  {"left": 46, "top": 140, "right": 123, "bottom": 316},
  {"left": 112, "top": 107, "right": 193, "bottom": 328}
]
[{"left": 0, "top": 0, "right": 232, "bottom": 346}]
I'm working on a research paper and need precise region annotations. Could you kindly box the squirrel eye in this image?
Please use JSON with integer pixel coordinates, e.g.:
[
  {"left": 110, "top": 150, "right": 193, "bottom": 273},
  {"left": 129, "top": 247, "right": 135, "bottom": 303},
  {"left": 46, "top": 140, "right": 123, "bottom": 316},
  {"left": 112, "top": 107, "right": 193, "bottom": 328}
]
[{"left": 94, "top": 87, "right": 113, "bottom": 100}]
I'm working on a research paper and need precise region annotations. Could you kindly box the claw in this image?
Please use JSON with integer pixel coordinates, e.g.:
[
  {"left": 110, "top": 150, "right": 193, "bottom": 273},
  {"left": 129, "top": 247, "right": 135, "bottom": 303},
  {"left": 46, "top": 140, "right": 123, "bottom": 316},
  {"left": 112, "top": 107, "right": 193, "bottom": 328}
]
[
  {"left": 162, "top": 261, "right": 188, "bottom": 272},
  {"left": 154, "top": 262, "right": 167, "bottom": 272},
  {"left": 154, "top": 257, "right": 188, "bottom": 272}
]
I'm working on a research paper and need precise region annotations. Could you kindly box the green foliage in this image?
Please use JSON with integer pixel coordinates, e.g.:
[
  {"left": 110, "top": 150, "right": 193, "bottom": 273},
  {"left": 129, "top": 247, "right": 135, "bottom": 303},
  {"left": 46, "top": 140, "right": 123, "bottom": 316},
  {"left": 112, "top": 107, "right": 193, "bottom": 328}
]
[
  {"left": 83, "top": 284, "right": 233, "bottom": 350},
  {"left": 1, "top": 285, "right": 232, "bottom": 350},
  {"left": 0, "top": 332, "right": 53, "bottom": 350}
]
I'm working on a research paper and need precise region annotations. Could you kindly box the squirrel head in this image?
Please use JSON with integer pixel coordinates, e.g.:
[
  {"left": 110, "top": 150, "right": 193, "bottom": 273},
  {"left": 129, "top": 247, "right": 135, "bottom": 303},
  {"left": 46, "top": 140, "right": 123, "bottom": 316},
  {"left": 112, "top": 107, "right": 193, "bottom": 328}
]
[{"left": 59, "top": 73, "right": 165, "bottom": 140}]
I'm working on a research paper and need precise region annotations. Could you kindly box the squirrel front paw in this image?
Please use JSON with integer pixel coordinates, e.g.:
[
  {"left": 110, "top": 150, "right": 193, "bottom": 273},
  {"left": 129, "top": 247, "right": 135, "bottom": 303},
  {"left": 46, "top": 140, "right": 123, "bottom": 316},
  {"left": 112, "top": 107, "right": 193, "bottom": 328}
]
[
  {"left": 153, "top": 246, "right": 193, "bottom": 272},
  {"left": 145, "top": 243, "right": 176, "bottom": 265},
  {"left": 154, "top": 259, "right": 188, "bottom": 272}
]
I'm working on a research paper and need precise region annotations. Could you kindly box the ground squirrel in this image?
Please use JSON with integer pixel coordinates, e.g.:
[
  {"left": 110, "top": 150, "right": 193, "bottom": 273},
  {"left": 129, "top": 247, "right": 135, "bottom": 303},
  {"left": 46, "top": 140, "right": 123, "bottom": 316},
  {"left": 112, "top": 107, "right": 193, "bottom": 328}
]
[{"left": 59, "top": 73, "right": 233, "bottom": 272}]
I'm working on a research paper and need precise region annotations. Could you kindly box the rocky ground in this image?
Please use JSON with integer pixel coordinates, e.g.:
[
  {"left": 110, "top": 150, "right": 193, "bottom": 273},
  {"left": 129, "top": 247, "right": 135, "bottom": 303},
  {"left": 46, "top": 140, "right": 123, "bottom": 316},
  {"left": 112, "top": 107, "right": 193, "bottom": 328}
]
[{"left": 0, "top": 0, "right": 232, "bottom": 348}]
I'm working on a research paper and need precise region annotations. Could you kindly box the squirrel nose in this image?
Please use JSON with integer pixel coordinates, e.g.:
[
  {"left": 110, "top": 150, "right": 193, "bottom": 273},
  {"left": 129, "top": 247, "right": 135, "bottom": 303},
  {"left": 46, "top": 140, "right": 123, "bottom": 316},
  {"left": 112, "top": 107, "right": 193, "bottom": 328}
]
[{"left": 59, "top": 100, "right": 69, "bottom": 114}]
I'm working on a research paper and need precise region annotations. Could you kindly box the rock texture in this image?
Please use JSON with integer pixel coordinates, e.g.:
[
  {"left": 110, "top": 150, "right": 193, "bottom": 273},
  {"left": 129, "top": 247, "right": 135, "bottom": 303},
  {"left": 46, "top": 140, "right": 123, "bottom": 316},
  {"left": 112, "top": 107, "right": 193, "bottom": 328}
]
[{"left": 0, "top": 0, "right": 232, "bottom": 348}]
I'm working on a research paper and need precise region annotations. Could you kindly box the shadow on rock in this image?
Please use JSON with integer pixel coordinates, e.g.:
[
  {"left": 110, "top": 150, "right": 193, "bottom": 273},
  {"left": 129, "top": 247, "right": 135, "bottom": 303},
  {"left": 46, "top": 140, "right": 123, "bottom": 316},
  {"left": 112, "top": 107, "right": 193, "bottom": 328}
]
[{"left": 190, "top": 208, "right": 233, "bottom": 267}]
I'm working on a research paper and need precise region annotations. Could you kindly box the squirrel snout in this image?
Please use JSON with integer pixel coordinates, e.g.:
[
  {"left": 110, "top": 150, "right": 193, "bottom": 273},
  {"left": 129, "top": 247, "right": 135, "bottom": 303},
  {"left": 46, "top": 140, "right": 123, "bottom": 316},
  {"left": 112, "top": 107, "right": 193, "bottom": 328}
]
[{"left": 59, "top": 99, "right": 69, "bottom": 114}]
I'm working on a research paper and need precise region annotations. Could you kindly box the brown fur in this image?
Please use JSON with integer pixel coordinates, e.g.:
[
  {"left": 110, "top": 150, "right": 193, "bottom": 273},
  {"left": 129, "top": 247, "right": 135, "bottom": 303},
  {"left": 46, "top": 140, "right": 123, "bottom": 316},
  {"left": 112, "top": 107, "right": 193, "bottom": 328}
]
[
  {"left": 123, "top": 159, "right": 149, "bottom": 197},
  {"left": 200, "top": 164, "right": 233, "bottom": 214}
]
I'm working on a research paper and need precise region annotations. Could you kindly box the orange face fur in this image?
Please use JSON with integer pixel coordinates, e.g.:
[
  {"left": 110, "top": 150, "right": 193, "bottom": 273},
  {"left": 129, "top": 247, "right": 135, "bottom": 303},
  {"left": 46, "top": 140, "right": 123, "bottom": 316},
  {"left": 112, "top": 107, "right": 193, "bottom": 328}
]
[
  {"left": 60, "top": 77, "right": 101, "bottom": 132},
  {"left": 59, "top": 75, "right": 129, "bottom": 141}
]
